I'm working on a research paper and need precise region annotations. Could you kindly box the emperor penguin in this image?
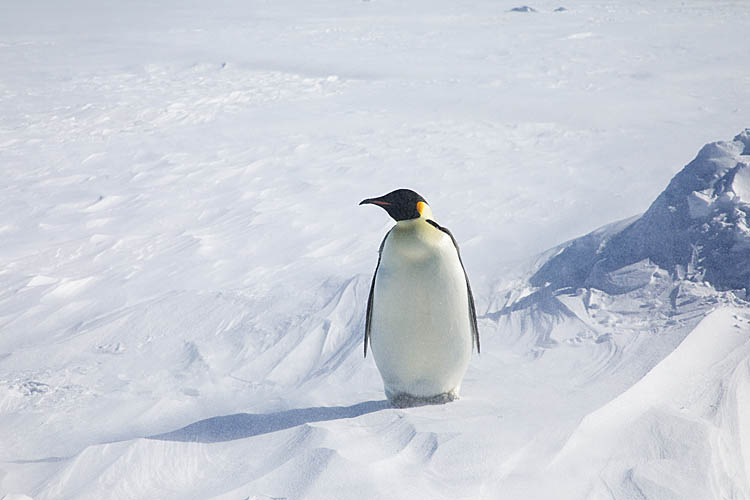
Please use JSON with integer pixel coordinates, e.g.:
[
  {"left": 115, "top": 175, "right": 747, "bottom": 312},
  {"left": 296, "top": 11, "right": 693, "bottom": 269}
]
[{"left": 360, "top": 188, "right": 479, "bottom": 407}]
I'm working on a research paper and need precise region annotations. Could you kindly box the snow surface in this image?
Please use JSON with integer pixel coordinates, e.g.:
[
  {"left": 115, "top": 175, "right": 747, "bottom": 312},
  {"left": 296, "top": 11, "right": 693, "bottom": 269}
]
[{"left": 2, "top": 0, "right": 750, "bottom": 499}]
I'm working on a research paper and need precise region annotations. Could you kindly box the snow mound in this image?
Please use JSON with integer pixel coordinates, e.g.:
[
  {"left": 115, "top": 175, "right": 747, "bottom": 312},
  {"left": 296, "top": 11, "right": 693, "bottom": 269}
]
[
  {"left": 483, "top": 131, "right": 750, "bottom": 499},
  {"left": 547, "top": 307, "right": 750, "bottom": 499},
  {"left": 488, "top": 132, "right": 750, "bottom": 376},
  {"left": 531, "top": 129, "right": 750, "bottom": 294},
  {"left": 509, "top": 6, "right": 537, "bottom": 13}
]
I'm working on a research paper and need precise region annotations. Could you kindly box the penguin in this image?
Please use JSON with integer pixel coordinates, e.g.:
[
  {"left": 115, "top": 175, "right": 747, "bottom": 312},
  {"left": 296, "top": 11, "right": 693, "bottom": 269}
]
[{"left": 360, "top": 188, "right": 479, "bottom": 407}]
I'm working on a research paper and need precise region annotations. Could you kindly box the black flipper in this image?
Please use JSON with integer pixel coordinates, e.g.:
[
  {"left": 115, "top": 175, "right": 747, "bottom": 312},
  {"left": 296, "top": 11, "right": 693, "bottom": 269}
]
[
  {"left": 364, "top": 229, "right": 392, "bottom": 357},
  {"left": 425, "top": 219, "right": 480, "bottom": 353}
]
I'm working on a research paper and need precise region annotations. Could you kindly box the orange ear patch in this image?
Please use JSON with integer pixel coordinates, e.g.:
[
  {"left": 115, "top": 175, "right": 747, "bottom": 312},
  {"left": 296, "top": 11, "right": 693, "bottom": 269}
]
[{"left": 416, "top": 201, "right": 426, "bottom": 216}]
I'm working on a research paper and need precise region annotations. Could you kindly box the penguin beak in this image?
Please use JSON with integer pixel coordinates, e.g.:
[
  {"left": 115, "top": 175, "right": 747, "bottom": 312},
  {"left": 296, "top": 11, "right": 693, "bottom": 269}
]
[{"left": 359, "top": 197, "right": 391, "bottom": 207}]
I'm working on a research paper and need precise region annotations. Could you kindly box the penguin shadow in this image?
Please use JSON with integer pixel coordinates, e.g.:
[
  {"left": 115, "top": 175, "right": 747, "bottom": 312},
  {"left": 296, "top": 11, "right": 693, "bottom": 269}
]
[{"left": 148, "top": 399, "right": 391, "bottom": 443}]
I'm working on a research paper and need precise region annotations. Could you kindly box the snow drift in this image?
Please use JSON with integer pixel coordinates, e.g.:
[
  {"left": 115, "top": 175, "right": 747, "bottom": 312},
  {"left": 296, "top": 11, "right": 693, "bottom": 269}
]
[
  {"left": 532, "top": 129, "right": 750, "bottom": 295},
  {"left": 5, "top": 122, "right": 748, "bottom": 498},
  {"left": 489, "top": 130, "right": 750, "bottom": 499}
]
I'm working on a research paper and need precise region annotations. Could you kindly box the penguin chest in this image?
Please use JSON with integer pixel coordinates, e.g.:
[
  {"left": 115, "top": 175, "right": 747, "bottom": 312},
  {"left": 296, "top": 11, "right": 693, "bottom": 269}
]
[{"left": 370, "top": 228, "right": 472, "bottom": 397}]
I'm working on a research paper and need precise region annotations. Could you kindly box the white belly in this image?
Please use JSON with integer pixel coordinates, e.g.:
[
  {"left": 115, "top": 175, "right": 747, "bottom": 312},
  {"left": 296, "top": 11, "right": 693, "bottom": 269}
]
[{"left": 370, "top": 225, "right": 473, "bottom": 400}]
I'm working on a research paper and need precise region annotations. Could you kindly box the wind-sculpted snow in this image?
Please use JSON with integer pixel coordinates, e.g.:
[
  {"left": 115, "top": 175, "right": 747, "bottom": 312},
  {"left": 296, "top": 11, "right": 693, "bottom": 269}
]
[
  {"left": 2, "top": 0, "right": 750, "bottom": 498},
  {"left": 485, "top": 133, "right": 750, "bottom": 498},
  {"left": 532, "top": 130, "right": 750, "bottom": 293},
  {"left": 546, "top": 308, "right": 750, "bottom": 499}
]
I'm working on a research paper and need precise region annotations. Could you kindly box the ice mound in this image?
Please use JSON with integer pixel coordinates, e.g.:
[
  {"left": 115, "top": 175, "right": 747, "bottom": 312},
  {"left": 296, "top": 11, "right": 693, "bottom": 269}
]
[{"left": 532, "top": 129, "right": 750, "bottom": 294}]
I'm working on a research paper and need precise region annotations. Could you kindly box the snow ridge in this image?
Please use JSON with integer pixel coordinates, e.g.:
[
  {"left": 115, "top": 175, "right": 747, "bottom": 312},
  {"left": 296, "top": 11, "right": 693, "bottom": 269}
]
[
  {"left": 532, "top": 129, "right": 750, "bottom": 294},
  {"left": 489, "top": 132, "right": 750, "bottom": 499}
]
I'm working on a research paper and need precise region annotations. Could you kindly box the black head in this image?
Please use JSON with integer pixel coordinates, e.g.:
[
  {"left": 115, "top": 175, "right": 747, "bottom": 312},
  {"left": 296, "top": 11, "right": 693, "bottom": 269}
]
[{"left": 359, "top": 188, "right": 429, "bottom": 221}]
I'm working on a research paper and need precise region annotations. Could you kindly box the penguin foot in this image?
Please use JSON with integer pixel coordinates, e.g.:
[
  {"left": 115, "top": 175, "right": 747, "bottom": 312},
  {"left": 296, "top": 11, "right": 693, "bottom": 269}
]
[{"left": 388, "top": 390, "right": 459, "bottom": 408}]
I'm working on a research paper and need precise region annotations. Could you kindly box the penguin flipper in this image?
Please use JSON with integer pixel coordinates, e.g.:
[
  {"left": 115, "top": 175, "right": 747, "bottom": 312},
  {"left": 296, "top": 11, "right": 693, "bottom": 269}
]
[
  {"left": 365, "top": 229, "right": 392, "bottom": 357},
  {"left": 426, "top": 219, "right": 480, "bottom": 354}
]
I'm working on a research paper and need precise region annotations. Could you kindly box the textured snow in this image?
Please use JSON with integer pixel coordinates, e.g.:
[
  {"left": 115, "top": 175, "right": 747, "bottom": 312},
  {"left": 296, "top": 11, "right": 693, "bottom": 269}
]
[
  {"left": 549, "top": 307, "right": 750, "bottom": 499},
  {"left": 2, "top": 0, "right": 750, "bottom": 499},
  {"left": 533, "top": 130, "right": 750, "bottom": 292}
]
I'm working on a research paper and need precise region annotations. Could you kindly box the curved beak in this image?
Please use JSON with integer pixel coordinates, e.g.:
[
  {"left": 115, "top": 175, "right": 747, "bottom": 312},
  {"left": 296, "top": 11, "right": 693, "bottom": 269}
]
[{"left": 359, "top": 197, "right": 392, "bottom": 207}]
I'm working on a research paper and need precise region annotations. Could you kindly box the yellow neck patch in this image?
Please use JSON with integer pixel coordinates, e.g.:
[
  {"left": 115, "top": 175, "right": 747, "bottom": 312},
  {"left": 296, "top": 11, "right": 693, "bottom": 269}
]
[{"left": 416, "top": 201, "right": 427, "bottom": 216}]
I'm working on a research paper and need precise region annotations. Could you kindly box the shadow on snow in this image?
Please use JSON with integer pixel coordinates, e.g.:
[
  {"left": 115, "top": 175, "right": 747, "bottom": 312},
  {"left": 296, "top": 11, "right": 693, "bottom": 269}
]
[{"left": 148, "top": 399, "right": 391, "bottom": 443}]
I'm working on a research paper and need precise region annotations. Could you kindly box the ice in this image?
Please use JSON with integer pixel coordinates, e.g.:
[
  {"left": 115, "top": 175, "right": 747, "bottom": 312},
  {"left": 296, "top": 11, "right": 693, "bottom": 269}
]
[
  {"left": 732, "top": 165, "right": 750, "bottom": 203},
  {"left": 532, "top": 130, "right": 750, "bottom": 292}
]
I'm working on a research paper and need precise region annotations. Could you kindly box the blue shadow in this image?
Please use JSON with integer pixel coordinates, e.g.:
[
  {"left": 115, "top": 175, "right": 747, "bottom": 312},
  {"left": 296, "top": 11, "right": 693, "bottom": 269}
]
[{"left": 149, "top": 399, "right": 391, "bottom": 443}]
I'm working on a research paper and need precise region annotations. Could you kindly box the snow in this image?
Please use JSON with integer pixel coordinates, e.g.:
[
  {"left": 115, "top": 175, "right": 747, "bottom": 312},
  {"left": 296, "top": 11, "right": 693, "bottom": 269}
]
[
  {"left": 549, "top": 307, "right": 750, "bottom": 499},
  {"left": 532, "top": 130, "right": 750, "bottom": 292},
  {"left": 1, "top": 0, "right": 750, "bottom": 499}
]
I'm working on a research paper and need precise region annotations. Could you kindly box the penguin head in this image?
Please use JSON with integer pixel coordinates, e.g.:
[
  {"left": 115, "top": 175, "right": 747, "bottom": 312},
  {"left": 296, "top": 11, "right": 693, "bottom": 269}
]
[{"left": 359, "top": 188, "right": 432, "bottom": 221}]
